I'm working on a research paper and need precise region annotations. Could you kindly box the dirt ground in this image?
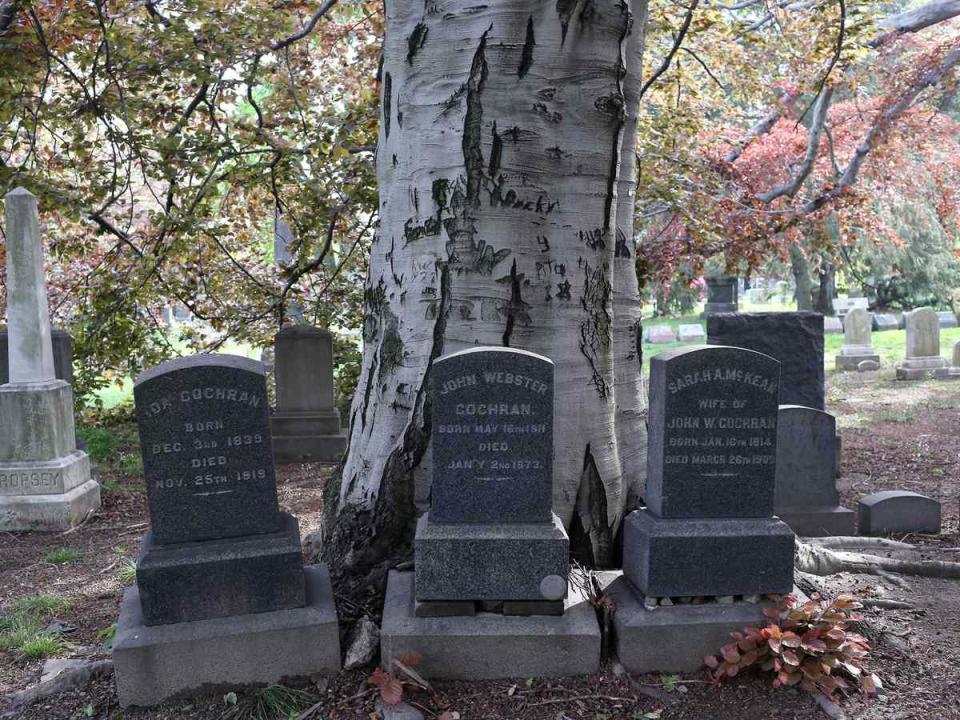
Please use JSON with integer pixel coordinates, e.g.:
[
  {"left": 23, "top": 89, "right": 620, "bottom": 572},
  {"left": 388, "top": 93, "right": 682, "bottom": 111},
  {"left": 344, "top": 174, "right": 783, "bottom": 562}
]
[{"left": 1, "top": 372, "right": 958, "bottom": 720}]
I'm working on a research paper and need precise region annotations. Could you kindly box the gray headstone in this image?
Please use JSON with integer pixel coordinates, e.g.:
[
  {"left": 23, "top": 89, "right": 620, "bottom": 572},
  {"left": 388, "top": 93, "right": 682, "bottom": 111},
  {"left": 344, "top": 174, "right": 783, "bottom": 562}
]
[
  {"left": 857, "top": 491, "right": 941, "bottom": 535},
  {"left": 623, "top": 346, "right": 794, "bottom": 598},
  {"left": 774, "top": 406, "right": 854, "bottom": 536},
  {"left": 824, "top": 317, "right": 843, "bottom": 334},
  {"left": 936, "top": 311, "right": 958, "bottom": 329},
  {"left": 905, "top": 308, "right": 941, "bottom": 359},
  {"left": 0, "top": 327, "right": 73, "bottom": 386},
  {"left": 707, "top": 312, "right": 824, "bottom": 410},
  {"left": 645, "top": 346, "right": 780, "bottom": 519},
  {"left": 702, "top": 276, "right": 738, "bottom": 315},
  {"left": 872, "top": 314, "right": 899, "bottom": 332},
  {"left": 430, "top": 348, "right": 553, "bottom": 524},
  {"left": 677, "top": 324, "right": 706, "bottom": 343},
  {"left": 836, "top": 309, "right": 879, "bottom": 371},
  {"left": 134, "top": 354, "right": 282, "bottom": 544},
  {"left": 645, "top": 325, "right": 677, "bottom": 344}
]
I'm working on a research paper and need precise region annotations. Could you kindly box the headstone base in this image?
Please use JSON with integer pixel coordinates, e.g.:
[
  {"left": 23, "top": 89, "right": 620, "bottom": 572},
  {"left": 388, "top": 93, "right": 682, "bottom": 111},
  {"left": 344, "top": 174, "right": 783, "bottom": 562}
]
[
  {"left": 137, "top": 512, "right": 306, "bottom": 626},
  {"left": 896, "top": 356, "right": 947, "bottom": 381},
  {"left": 622, "top": 510, "right": 795, "bottom": 598},
  {"left": 114, "top": 563, "right": 340, "bottom": 708},
  {"left": 0, "top": 450, "right": 92, "bottom": 495},
  {"left": 382, "top": 571, "right": 599, "bottom": 680},
  {"left": 270, "top": 412, "right": 346, "bottom": 463},
  {"left": 0, "top": 477, "right": 100, "bottom": 531},
  {"left": 700, "top": 302, "right": 737, "bottom": 317},
  {"left": 835, "top": 354, "right": 880, "bottom": 371},
  {"left": 933, "top": 367, "right": 960, "bottom": 381},
  {"left": 607, "top": 574, "right": 798, "bottom": 673},
  {"left": 776, "top": 506, "right": 856, "bottom": 537},
  {"left": 414, "top": 512, "right": 569, "bottom": 601}
]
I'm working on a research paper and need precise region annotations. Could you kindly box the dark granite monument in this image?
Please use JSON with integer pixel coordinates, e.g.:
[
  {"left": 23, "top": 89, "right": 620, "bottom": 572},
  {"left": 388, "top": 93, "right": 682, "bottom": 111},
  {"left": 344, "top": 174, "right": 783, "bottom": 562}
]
[
  {"left": 271, "top": 326, "right": 347, "bottom": 463},
  {"left": 774, "top": 406, "right": 854, "bottom": 536},
  {"left": 613, "top": 346, "right": 795, "bottom": 673},
  {"left": 702, "top": 276, "right": 739, "bottom": 316},
  {"left": 858, "top": 491, "right": 941, "bottom": 535},
  {"left": 0, "top": 327, "right": 74, "bottom": 386},
  {"left": 381, "top": 347, "right": 599, "bottom": 679},
  {"left": 707, "top": 311, "right": 824, "bottom": 410},
  {"left": 113, "top": 354, "right": 339, "bottom": 707}
]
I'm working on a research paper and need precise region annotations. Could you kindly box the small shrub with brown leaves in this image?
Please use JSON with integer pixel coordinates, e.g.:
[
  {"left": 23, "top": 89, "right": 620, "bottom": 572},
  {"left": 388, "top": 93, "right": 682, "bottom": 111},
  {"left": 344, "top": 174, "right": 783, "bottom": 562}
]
[{"left": 704, "top": 593, "right": 882, "bottom": 698}]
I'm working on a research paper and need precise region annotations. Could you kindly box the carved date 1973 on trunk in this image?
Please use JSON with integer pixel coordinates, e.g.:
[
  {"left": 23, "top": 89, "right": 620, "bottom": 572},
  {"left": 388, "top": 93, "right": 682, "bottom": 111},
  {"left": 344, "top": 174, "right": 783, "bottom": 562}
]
[{"left": 322, "top": 0, "right": 651, "bottom": 579}]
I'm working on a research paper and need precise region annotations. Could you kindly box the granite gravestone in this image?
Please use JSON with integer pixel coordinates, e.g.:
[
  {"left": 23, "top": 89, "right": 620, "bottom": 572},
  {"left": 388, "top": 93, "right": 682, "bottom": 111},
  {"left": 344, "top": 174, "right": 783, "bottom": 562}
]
[
  {"left": 824, "top": 317, "right": 843, "bottom": 334},
  {"left": 415, "top": 348, "right": 568, "bottom": 604},
  {"left": 896, "top": 307, "right": 947, "bottom": 380},
  {"left": 623, "top": 346, "right": 795, "bottom": 598},
  {"left": 0, "top": 327, "right": 73, "bottom": 386},
  {"left": 678, "top": 324, "right": 706, "bottom": 343},
  {"left": 383, "top": 347, "right": 599, "bottom": 681},
  {"left": 872, "top": 313, "right": 898, "bottom": 332},
  {"left": 836, "top": 309, "right": 880, "bottom": 371},
  {"left": 270, "top": 326, "right": 347, "bottom": 463},
  {"left": 707, "top": 312, "right": 824, "bottom": 410},
  {"left": 702, "top": 276, "right": 738, "bottom": 316},
  {"left": 646, "top": 325, "right": 677, "bottom": 344},
  {"left": 0, "top": 188, "right": 99, "bottom": 531},
  {"left": 937, "top": 311, "right": 958, "bottom": 329},
  {"left": 774, "top": 406, "right": 854, "bottom": 536},
  {"left": 857, "top": 491, "right": 941, "bottom": 535},
  {"left": 114, "top": 353, "right": 340, "bottom": 706}
]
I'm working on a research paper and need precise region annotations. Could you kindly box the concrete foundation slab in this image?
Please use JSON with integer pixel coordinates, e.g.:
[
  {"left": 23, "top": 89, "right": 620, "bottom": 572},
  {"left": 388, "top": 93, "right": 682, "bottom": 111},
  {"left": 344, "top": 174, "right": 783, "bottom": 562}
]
[
  {"left": 114, "top": 564, "right": 340, "bottom": 708},
  {"left": 0, "top": 478, "right": 100, "bottom": 531},
  {"left": 777, "top": 507, "right": 856, "bottom": 537},
  {"left": 382, "top": 571, "right": 600, "bottom": 680},
  {"left": 607, "top": 575, "right": 777, "bottom": 673}
]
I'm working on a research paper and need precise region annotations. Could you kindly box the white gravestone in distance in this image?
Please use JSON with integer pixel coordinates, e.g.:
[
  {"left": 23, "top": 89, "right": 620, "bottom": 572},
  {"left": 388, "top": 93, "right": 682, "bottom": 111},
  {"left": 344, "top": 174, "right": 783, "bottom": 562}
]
[
  {"left": 836, "top": 308, "right": 880, "bottom": 371},
  {"left": 896, "top": 307, "right": 947, "bottom": 380},
  {"left": 0, "top": 188, "right": 99, "bottom": 531}
]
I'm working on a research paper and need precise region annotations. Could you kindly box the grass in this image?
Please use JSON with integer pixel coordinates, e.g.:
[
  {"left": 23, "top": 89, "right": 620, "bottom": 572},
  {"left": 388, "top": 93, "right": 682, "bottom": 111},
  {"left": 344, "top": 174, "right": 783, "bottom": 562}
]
[
  {"left": 0, "top": 594, "right": 73, "bottom": 659},
  {"left": 45, "top": 547, "right": 83, "bottom": 564},
  {"left": 119, "top": 558, "right": 138, "bottom": 584},
  {"left": 220, "top": 685, "right": 317, "bottom": 720}
]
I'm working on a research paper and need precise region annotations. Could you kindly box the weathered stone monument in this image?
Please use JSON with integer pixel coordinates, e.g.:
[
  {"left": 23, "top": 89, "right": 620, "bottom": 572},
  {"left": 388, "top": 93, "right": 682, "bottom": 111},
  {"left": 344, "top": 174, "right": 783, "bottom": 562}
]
[
  {"left": 936, "top": 311, "right": 958, "bottom": 329},
  {"left": 270, "top": 326, "right": 347, "bottom": 463},
  {"left": 1, "top": 327, "right": 73, "bottom": 386},
  {"left": 896, "top": 307, "right": 947, "bottom": 380},
  {"left": 824, "top": 316, "right": 843, "bottom": 334},
  {"left": 836, "top": 308, "right": 880, "bottom": 371},
  {"left": 707, "top": 312, "right": 824, "bottom": 409},
  {"left": 0, "top": 188, "right": 99, "bottom": 531},
  {"left": 612, "top": 346, "right": 795, "bottom": 672},
  {"left": 113, "top": 354, "right": 339, "bottom": 707},
  {"left": 678, "top": 323, "right": 706, "bottom": 343},
  {"left": 381, "top": 347, "right": 599, "bottom": 679},
  {"left": 774, "top": 406, "right": 854, "bottom": 536},
  {"left": 872, "top": 313, "right": 899, "bottom": 332},
  {"left": 934, "top": 341, "right": 960, "bottom": 381},
  {"left": 645, "top": 325, "right": 677, "bottom": 344},
  {"left": 858, "top": 491, "right": 941, "bottom": 535},
  {"left": 701, "top": 276, "right": 738, "bottom": 316}
]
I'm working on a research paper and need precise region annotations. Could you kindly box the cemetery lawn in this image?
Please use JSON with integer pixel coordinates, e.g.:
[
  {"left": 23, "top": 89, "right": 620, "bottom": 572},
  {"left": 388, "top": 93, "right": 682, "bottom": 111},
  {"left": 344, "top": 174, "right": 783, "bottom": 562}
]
[{"left": 2, "top": 378, "right": 960, "bottom": 719}]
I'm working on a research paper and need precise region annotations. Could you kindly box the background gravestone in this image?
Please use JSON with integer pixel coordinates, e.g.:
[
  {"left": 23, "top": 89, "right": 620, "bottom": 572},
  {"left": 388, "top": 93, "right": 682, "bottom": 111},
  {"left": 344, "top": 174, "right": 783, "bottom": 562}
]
[
  {"left": 774, "top": 406, "right": 854, "bottom": 536},
  {"left": 858, "top": 491, "right": 941, "bottom": 535},
  {"left": 0, "top": 188, "right": 99, "bottom": 531},
  {"left": 896, "top": 307, "right": 947, "bottom": 380},
  {"left": 836, "top": 308, "right": 880, "bottom": 371},
  {"left": 270, "top": 326, "right": 347, "bottom": 463},
  {"left": 624, "top": 345, "right": 795, "bottom": 598},
  {"left": 873, "top": 314, "right": 898, "bottom": 332},
  {"left": 0, "top": 327, "right": 73, "bottom": 386},
  {"left": 707, "top": 311, "right": 824, "bottom": 410},
  {"left": 114, "top": 353, "right": 340, "bottom": 707},
  {"left": 701, "top": 276, "right": 738, "bottom": 316},
  {"left": 933, "top": 341, "right": 960, "bottom": 381}
]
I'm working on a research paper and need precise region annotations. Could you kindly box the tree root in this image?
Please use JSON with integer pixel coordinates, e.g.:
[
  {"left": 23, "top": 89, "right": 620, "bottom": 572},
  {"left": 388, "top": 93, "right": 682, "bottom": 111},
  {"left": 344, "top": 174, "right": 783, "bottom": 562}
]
[
  {"left": 795, "top": 541, "right": 960, "bottom": 579},
  {"left": 3, "top": 660, "right": 113, "bottom": 714},
  {"left": 807, "top": 537, "right": 917, "bottom": 552}
]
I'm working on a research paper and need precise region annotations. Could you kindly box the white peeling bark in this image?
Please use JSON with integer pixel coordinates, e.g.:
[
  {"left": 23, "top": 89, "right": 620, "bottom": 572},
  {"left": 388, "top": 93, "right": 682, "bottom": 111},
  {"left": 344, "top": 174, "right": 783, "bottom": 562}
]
[{"left": 325, "top": 0, "right": 650, "bottom": 571}]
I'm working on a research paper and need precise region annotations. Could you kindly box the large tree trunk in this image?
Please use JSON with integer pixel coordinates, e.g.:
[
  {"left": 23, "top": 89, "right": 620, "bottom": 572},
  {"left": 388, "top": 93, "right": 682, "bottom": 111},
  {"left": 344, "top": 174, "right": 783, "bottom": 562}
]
[
  {"left": 789, "top": 244, "right": 813, "bottom": 311},
  {"left": 322, "top": 0, "right": 650, "bottom": 593},
  {"left": 814, "top": 259, "right": 836, "bottom": 316}
]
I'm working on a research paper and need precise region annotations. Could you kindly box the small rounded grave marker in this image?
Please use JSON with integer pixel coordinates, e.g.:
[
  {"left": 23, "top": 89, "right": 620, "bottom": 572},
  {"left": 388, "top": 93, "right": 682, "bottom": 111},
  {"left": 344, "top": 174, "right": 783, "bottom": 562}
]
[{"left": 539, "top": 575, "right": 567, "bottom": 601}]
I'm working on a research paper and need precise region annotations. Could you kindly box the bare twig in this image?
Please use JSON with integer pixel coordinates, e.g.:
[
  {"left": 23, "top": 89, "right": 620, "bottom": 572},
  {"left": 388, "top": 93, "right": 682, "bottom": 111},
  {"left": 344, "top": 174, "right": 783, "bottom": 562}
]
[{"left": 638, "top": 0, "right": 700, "bottom": 101}]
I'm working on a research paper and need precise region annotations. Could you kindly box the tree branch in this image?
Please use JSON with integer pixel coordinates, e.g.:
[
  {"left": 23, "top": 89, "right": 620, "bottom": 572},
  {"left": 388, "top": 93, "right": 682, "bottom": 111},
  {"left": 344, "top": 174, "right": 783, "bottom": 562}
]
[
  {"left": 270, "top": 0, "right": 339, "bottom": 52},
  {"left": 757, "top": 85, "right": 834, "bottom": 203},
  {"left": 638, "top": 0, "right": 700, "bottom": 101},
  {"left": 878, "top": 0, "right": 960, "bottom": 35}
]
